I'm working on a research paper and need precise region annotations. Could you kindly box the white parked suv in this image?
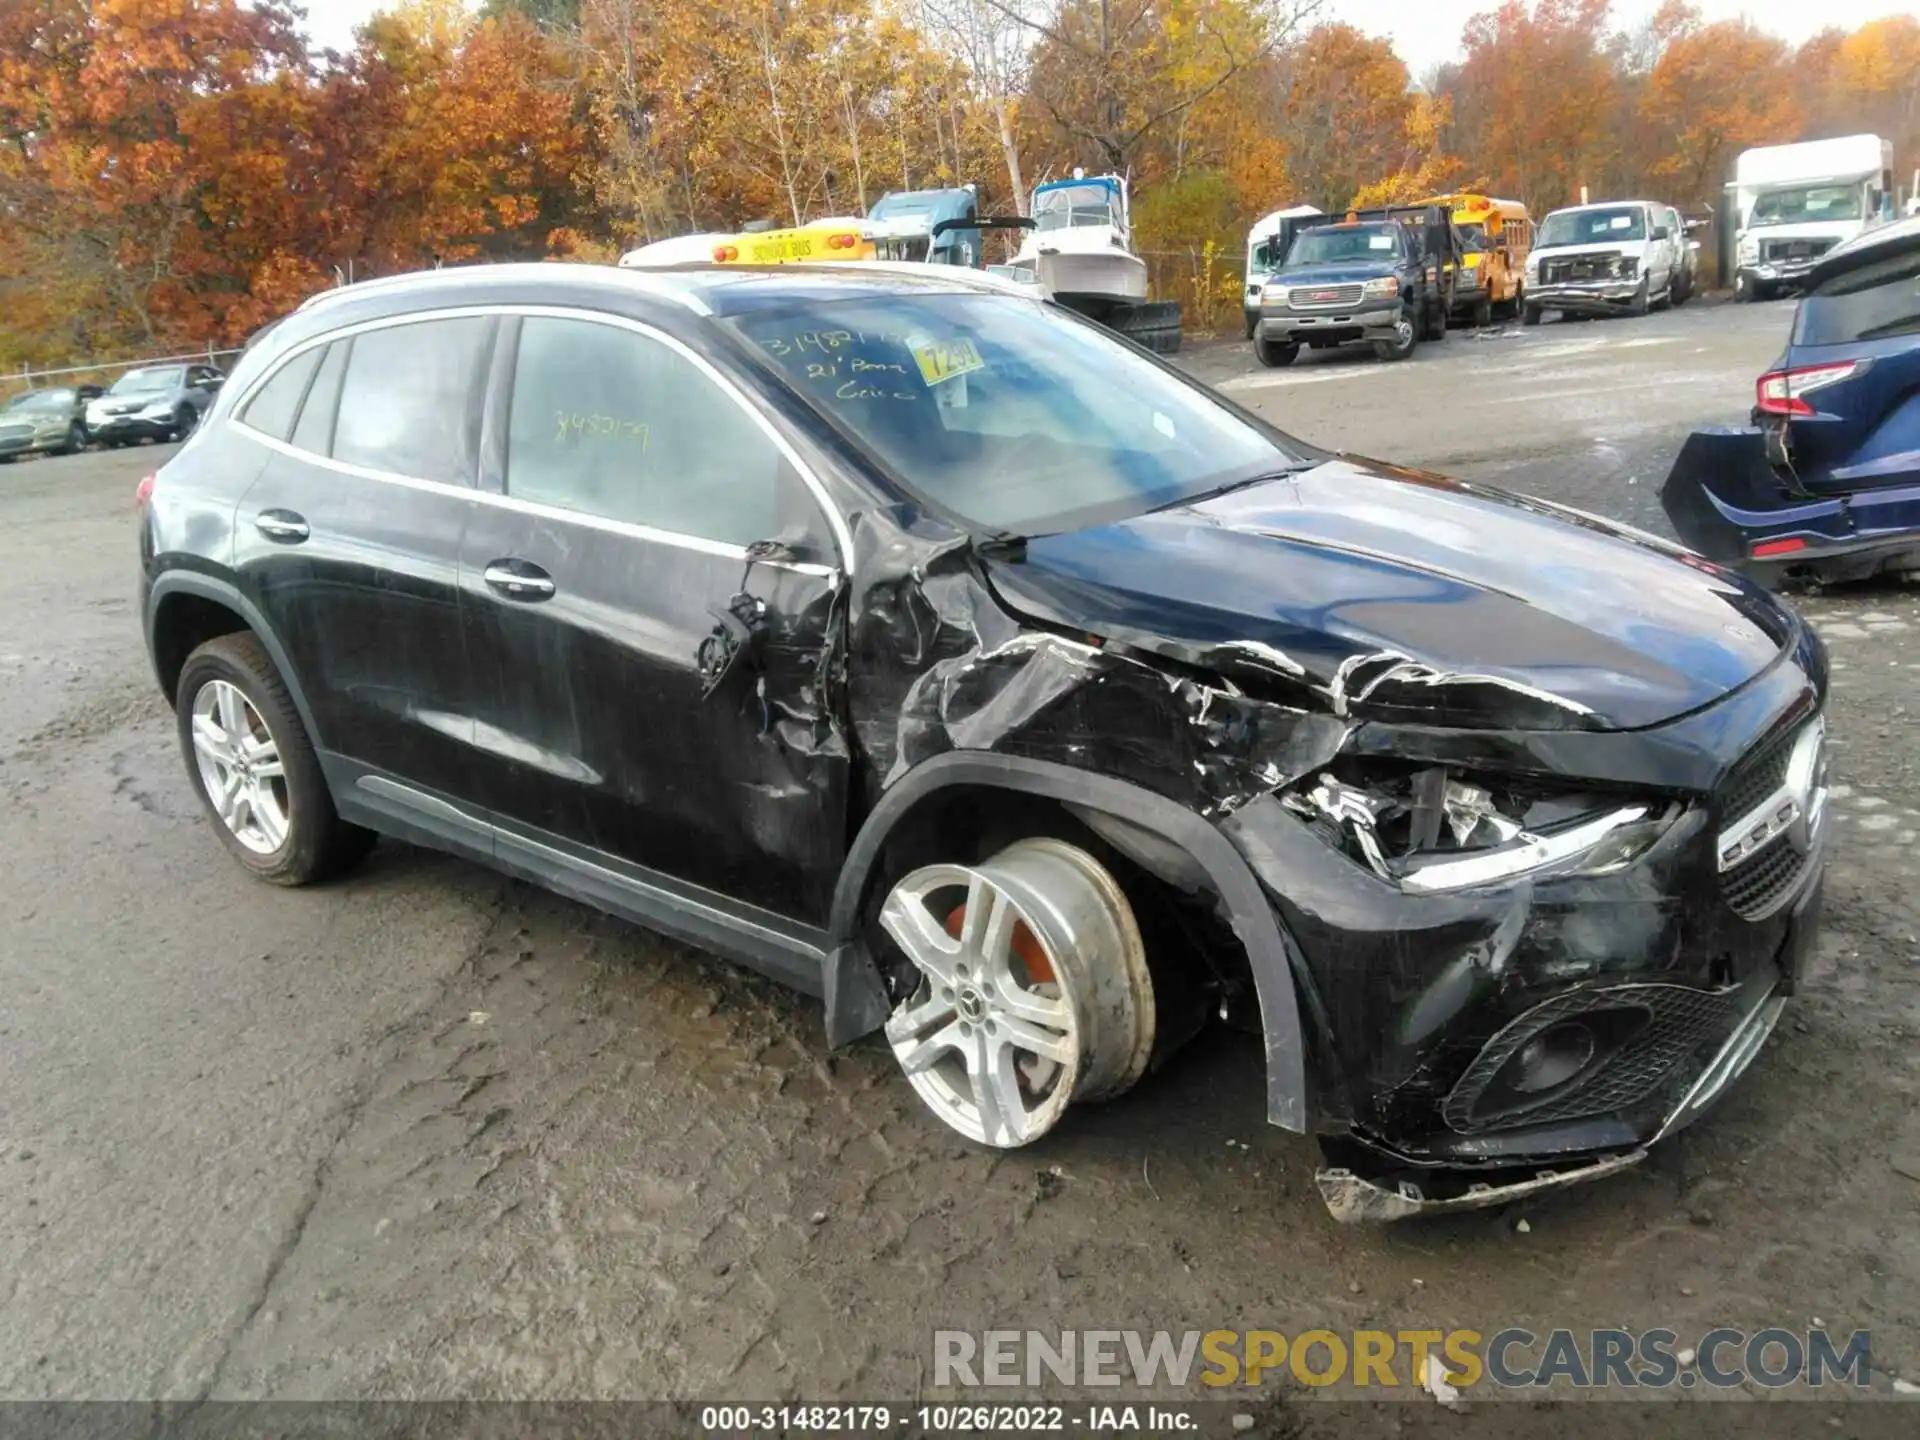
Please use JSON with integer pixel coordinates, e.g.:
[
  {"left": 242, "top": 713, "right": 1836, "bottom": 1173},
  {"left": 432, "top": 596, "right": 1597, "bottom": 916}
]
[{"left": 1524, "top": 200, "right": 1685, "bottom": 324}]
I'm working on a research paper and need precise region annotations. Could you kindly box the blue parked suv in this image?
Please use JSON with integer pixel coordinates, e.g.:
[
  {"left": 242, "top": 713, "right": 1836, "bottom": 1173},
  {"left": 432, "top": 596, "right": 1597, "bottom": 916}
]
[{"left": 1663, "top": 214, "right": 1920, "bottom": 583}]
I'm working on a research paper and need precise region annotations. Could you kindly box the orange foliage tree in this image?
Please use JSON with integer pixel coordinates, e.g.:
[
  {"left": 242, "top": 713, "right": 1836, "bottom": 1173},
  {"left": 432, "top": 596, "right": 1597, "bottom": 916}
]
[{"left": 1639, "top": 8, "right": 1800, "bottom": 208}]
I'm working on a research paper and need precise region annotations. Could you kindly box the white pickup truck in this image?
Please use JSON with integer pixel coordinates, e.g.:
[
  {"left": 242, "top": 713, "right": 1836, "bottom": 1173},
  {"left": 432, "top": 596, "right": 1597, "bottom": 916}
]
[{"left": 1523, "top": 200, "right": 1686, "bottom": 323}]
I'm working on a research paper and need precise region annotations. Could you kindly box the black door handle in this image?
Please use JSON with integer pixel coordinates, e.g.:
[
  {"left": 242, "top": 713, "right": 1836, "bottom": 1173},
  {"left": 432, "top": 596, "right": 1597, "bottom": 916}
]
[
  {"left": 482, "top": 559, "right": 555, "bottom": 602},
  {"left": 254, "top": 509, "right": 309, "bottom": 543}
]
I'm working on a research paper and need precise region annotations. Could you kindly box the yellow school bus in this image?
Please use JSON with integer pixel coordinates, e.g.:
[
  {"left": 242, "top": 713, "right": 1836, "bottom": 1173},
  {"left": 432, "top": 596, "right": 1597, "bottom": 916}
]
[
  {"left": 709, "top": 219, "right": 891, "bottom": 266},
  {"left": 1423, "top": 193, "right": 1532, "bottom": 323}
]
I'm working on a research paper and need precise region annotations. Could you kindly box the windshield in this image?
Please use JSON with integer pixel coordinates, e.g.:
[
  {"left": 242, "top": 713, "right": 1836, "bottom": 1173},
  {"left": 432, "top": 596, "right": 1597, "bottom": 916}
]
[
  {"left": 1286, "top": 225, "right": 1402, "bottom": 265},
  {"left": 7, "top": 389, "right": 74, "bottom": 412},
  {"left": 730, "top": 294, "right": 1303, "bottom": 535},
  {"left": 1750, "top": 185, "right": 1863, "bottom": 228},
  {"left": 1032, "top": 182, "right": 1116, "bottom": 232},
  {"left": 1537, "top": 207, "right": 1645, "bottom": 248},
  {"left": 1456, "top": 222, "right": 1488, "bottom": 250},
  {"left": 108, "top": 366, "right": 182, "bottom": 395}
]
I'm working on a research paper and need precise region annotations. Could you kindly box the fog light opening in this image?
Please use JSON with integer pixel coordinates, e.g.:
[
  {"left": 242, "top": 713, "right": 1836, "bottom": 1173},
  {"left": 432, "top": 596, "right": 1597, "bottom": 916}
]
[{"left": 1509, "top": 1022, "right": 1597, "bottom": 1094}]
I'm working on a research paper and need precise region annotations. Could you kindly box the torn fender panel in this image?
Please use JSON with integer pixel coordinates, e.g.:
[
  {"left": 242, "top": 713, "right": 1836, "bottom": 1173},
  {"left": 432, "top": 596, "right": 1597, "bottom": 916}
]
[{"left": 845, "top": 517, "right": 1349, "bottom": 817}]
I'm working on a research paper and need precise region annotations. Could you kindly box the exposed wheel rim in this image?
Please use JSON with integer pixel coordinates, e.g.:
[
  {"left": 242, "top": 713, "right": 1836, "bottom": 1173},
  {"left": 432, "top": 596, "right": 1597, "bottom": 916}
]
[
  {"left": 881, "top": 838, "right": 1152, "bottom": 1147},
  {"left": 1393, "top": 318, "right": 1415, "bottom": 349},
  {"left": 190, "top": 679, "right": 290, "bottom": 855}
]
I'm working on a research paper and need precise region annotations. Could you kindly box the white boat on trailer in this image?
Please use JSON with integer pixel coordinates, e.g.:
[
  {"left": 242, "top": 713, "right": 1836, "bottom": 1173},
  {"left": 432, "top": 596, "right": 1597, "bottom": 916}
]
[{"left": 989, "top": 172, "right": 1181, "bottom": 353}]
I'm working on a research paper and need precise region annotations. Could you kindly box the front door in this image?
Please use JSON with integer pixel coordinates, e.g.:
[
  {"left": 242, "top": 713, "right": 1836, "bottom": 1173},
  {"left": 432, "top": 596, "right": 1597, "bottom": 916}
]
[
  {"left": 459, "top": 311, "right": 849, "bottom": 925},
  {"left": 231, "top": 315, "right": 496, "bottom": 801}
]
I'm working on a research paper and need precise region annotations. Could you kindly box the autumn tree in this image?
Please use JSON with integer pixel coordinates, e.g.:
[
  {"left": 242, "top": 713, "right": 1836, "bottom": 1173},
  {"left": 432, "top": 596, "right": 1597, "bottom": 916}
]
[
  {"left": 1441, "top": 0, "right": 1620, "bottom": 211},
  {"left": 1830, "top": 16, "right": 1920, "bottom": 177},
  {"left": 1016, "top": 0, "right": 1321, "bottom": 176},
  {"left": 1639, "top": 6, "right": 1799, "bottom": 208},
  {"left": 1275, "top": 23, "right": 1453, "bottom": 211}
]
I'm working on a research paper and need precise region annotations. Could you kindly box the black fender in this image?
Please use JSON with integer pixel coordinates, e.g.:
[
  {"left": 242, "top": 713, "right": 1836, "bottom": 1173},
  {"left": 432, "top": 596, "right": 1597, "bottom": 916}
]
[
  {"left": 144, "top": 570, "right": 327, "bottom": 753},
  {"left": 822, "top": 751, "right": 1310, "bottom": 1133}
]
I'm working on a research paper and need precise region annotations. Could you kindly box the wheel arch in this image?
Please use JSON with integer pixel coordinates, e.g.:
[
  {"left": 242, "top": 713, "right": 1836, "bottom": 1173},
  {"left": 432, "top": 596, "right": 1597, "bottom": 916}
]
[
  {"left": 147, "top": 573, "right": 325, "bottom": 751},
  {"left": 823, "top": 751, "right": 1310, "bottom": 1133}
]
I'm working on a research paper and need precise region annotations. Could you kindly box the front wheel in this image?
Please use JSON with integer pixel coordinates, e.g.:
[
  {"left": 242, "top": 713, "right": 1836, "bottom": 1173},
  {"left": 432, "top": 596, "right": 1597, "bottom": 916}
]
[
  {"left": 1372, "top": 308, "right": 1419, "bottom": 361},
  {"left": 1627, "top": 277, "right": 1650, "bottom": 317},
  {"left": 879, "top": 838, "right": 1155, "bottom": 1147},
  {"left": 176, "top": 632, "right": 373, "bottom": 885},
  {"left": 1253, "top": 336, "right": 1299, "bottom": 368},
  {"left": 1243, "top": 312, "right": 1258, "bottom": 341}
]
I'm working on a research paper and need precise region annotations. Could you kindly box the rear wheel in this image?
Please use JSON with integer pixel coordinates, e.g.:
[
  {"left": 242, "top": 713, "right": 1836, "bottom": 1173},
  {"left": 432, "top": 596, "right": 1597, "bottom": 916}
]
[
  {"left": 880, "top": 838, "right": 1155, "bottom": 1147},
  {"left": 1253, "top": 336, "right": 1299, "bottom": 368},
  {"left": 1522, "top": 302, "right": 1543, "bottom": 326},
  {"left": 176, "top": 632, "right": 373, "bottom": 885},
  {"left": 1471, "top": 295, "right": 1493, "bottom": 328},
  {"left": 171, "top": 406, "right": 197, "bottom": 442},
  {"left": 1422, "top": 296, "right": 1448, "bottom": 341}
]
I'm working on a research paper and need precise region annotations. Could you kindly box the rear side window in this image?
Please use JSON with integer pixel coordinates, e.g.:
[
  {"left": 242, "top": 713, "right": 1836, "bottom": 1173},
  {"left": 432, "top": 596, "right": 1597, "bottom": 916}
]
[
  {"left": 291, "top": 342, "right": 348, "bottom": 455},
  {"left": 1795, "top": 249, "right": 1920, "bottom": 346},
  {"left": 504, "top": 316, "right": 782, "bottom": 545},
  {"left": 238, "top": 348, "right": 322, "bottom": 442},
  {"left": 331, "top": 317, "right": 495, "bottom": 486}
]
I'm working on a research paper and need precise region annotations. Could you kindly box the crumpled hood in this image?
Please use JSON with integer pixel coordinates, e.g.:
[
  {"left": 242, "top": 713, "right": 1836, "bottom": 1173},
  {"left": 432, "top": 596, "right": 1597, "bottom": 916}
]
[{"left": 983, "top": 457, "right": 1794, "bottom": 732}]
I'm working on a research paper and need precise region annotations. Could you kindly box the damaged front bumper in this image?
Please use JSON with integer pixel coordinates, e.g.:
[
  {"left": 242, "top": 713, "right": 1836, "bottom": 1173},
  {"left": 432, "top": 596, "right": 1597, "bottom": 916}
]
[
  {"left": 1529, "top": 278, "right": 1641, "bottom": 312},
  {"left": 1218, "top": 647, "right": 1828, "bottom": 1221}
]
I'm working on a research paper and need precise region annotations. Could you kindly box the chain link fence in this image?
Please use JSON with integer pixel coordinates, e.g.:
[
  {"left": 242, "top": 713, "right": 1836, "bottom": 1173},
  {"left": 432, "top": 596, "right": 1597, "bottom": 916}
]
[{"left": 7, "top": 343, "right": 244, "bottom": 396}]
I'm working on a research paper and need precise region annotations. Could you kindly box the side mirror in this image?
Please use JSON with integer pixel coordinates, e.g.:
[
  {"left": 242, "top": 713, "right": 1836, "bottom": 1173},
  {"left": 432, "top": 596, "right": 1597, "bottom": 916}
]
[{"left": 1653, "top": 225, "right": 1671, "bottom": 241}]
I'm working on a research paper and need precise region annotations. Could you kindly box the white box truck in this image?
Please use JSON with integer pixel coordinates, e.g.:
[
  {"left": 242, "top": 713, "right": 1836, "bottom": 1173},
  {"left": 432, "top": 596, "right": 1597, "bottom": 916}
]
[{"left": 1729, "top": 134, "right": 1895, "bottom": 301}]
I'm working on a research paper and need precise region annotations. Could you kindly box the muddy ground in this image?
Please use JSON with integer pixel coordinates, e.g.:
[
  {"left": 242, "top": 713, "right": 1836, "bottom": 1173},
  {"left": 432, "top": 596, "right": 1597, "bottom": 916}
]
[{"left": 0, "top": 297, "right": 1915, "bottom": 1428}]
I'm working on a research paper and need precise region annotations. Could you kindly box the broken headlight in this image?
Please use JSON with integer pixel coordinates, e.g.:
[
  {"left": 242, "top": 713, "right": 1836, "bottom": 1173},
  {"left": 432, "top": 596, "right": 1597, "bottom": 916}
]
[{"left": 1285, "top": 763, "right": 1679, "bottom": 893}]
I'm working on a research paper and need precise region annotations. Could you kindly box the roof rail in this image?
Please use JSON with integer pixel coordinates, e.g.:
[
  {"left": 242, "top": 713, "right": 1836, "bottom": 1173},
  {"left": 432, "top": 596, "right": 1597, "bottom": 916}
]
[{"left": 296, "top": 262, "right": 712, "bottom": 316}]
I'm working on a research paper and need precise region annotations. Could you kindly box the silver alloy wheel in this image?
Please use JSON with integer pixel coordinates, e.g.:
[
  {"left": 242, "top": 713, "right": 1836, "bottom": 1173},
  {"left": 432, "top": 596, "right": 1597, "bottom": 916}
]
[
  {"left": 1393, "top": 316, "right": 1415, "bottom": 348},
  {"left": 880, "top": 838, "right": 1155, "bottom": 1147},
  {"left": 189, "top": 679, "right": 290, "bottom": 855}
]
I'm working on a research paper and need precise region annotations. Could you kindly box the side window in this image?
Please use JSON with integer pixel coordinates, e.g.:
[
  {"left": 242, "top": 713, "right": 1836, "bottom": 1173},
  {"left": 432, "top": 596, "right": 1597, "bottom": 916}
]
[
  {"left": 290, "top": 341, "right": 348, "bottom": 455},
  {"left": 505, "top": 316, "right": 783, "bottom": 546},
  {"left": 331, "top": 317, "right": 494, "bottom": 486},
  {"left": 238, "top": 348, "right": 323, "bottom": 442},
  {"left": 1797, "top": 250, "right": 1920, "bottom": 345}
]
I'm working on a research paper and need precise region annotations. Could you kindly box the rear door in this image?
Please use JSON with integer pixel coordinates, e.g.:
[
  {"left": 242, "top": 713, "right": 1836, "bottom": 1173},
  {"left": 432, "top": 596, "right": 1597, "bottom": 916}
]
[
  {"left": 1786, "top": 243, "right": 1920, "bottom": 501},
  {"left": 458, "top": 309, "right": 850, "bottom": 927},
  {"left": 230, "top": 313, "right": 495, "bottom": 801}
]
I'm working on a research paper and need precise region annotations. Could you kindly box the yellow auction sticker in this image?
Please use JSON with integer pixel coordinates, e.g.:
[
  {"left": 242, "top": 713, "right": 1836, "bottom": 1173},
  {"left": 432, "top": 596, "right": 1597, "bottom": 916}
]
[{"left": 910, "top": 335, "right": 985, "bottom": 387}]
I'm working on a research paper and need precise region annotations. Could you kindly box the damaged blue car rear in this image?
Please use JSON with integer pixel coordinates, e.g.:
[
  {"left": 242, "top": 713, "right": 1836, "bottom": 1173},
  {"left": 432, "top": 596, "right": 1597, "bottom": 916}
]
[
  {"left": 1663, "top": 213, "right": 1920, "bottom": 584},
  {"left": 142, "top": 263, "right": 1828, "bottom": 1224}
]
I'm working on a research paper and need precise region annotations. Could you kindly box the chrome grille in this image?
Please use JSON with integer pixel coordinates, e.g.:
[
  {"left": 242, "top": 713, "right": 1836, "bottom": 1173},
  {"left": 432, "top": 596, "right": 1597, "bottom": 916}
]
[
  {"left": 1724, "top": 836, "right": 1812, "bottom": 919},
  {"left": 1542, "top": 255, "right": 1621, "bottom": 283},
  {"left": 1288, "top": 283, "right": 1365, "bottom": 310},
  {"left": 1761, "top": 238, "right": 1834, "bottom": 265}
]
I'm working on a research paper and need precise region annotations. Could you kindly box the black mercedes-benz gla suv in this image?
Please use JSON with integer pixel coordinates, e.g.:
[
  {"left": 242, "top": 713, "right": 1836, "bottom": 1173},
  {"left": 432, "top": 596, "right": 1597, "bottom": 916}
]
[{"left": 139, "top": 262, "right": 1829, "bottom": 1220}]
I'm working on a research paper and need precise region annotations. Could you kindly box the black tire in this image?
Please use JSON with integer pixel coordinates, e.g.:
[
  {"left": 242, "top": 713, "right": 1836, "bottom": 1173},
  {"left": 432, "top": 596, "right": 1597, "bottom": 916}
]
[
  {"left": 1107, "top": 300, "right": 1182, "bottom": 351},
  {"left": 1672, "top": 270, "right": 1692, "bottom": 306},
  {"left": 1253, "top": 336, "right": 1299, "bottom": 368},
  {"left": 1472, "top": 295, "right": 1493, "bottom": 328},
  {"left": 175, "top": 632, "right": 374, "bottom": 886},
  {"left": 57, "top": 422, "right": 85, "bottom": 456},
  {"left": 1243, "top": 312, "right": 1258, "bottom": 341},
  {"left": 1627, "top": 277, "right": 1650, "bottom": 317},
  {"left": 1372, "top": 306, "right": 1420, "bottom": 361},
  {"left": 171, "top": 406, "right": 197, "bottom": 442},
  {"left": 1522, "top": 302, "right": 1543, "bottom": 326},
  {"left": 1423, "top": 296, "right": 1448, "bottom": 341}
]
